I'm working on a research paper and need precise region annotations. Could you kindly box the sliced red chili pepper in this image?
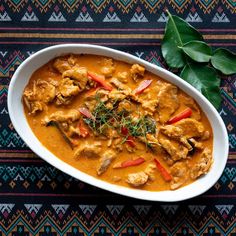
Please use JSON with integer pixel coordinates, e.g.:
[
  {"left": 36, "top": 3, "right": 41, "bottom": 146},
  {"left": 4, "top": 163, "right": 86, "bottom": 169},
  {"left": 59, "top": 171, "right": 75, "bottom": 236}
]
[
  {"left": 167, "top": 108, "right": 192, "bottom": 124},
  {"left": 134, "top": 79, "right": 153, "bottom": 95},
  {"left": 154, "top": 158, "right": 172, "bottom": 182},
  {"left": 113, "top": 157, "right": 145, "bottom": 169},
  {"left": 121, "top": 127, "right": 136, "bottom": 147},
  {"left": 88, "top": 72, "right": 113, "bottom": 91},
  {"left": 78, "top": 107, "right": 95, "bottom": 121},
  {"left": 78, "top": 119, "right": 89, "bottom": 138}
]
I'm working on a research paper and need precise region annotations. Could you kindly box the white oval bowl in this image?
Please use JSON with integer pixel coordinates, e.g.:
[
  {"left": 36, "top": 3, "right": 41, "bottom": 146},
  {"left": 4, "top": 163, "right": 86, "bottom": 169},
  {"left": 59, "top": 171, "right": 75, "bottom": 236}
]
[{"left": 8, "top": 44, "right": 228, "bottom": 202}]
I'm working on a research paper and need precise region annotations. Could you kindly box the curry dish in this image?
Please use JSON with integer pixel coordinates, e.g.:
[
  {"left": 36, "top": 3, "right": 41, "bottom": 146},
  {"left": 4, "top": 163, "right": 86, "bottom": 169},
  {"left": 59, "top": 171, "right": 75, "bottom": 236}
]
[{"left": 23, "top": 54, "right": 213, "bottom": 191}]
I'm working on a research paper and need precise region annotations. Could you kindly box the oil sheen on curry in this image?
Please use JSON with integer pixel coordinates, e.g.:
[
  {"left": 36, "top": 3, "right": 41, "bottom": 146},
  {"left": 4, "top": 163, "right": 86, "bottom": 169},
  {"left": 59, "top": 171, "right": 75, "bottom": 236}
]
[{"left": 23, "top": 54, "right": 213, "bottom": 191}]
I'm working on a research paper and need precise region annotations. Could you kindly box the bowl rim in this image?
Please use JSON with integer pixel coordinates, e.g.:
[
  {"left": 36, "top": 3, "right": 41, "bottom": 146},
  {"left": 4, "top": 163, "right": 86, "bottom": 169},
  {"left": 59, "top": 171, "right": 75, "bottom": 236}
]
[{"left": 7, "top": 44, "right": 229, "bottom": 202}]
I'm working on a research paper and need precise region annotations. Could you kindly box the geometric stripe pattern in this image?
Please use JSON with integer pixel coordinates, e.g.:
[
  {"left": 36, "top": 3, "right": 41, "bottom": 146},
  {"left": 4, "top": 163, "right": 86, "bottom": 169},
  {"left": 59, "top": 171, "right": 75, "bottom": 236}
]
[
  {"left": 0, "top": 203, "right": 235, "bottom": 235},
  {"left": 1, "top": 1, "right": 236, "bottom": 235}
]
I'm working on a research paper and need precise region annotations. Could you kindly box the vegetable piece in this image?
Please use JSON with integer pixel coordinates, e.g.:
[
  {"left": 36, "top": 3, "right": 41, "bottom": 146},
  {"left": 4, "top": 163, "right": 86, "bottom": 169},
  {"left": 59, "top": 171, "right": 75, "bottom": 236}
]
[
  {"left": 78, "top": 119, "right": 89, "bottom": 137},
  {"left": 154, "top": 158, "right": 172, "bottom": 182},
  {"left": 211, "top": 48, "right": 236, "bottom": 75},
  {"left": 47, "top": 121, "right": 76, "bottom": 149},
  {"left": 78, "top": 107, "right": 95, "bottom": 121},
  {"left": 180, "top": 40, "right": 212, "bottom": 63},
  {"left": 88, "top": 72, "right": 113, "bottom": 91},
  {"left": 167, "top": 108, "right": 192, "bottom": 124},
  {"left": 121, "top": 126, "right": 136, "bottom": 147},
  {"left": 113, "top": 157, "right": 145, "bottom": 169},
  {"left": 161, "top": 11, "right": 203, "bottom": 68},
  {"left": 180, "top": 63, "right": 221, "bottom": 109},
  {"left": 134, "top": 80, "right": 153, "bottom": 94}
]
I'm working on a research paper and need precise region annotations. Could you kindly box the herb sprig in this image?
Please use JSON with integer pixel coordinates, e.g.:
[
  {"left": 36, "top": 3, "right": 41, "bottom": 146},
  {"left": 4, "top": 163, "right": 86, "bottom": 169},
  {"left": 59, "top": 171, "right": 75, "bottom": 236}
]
[
  {"left": 83, "top": 98, "right": 156, "bottom": 140},
  {"left": 161, "top": 11, "right": 236, "bottom": 109}
]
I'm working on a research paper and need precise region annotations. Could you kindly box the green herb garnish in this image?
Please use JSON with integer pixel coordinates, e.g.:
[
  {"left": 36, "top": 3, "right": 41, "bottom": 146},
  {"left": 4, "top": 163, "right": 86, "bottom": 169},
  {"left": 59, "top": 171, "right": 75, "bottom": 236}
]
[{"left": 161, "top": 11, "right": 236, "bottom": 109}]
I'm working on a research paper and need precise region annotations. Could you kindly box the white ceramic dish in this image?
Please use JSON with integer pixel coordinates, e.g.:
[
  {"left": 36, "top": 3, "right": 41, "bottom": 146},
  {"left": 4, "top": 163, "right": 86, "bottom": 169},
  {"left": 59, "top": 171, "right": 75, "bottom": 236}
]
[{"left": 8, "top": 44, "right": 228, "bottom": 201}]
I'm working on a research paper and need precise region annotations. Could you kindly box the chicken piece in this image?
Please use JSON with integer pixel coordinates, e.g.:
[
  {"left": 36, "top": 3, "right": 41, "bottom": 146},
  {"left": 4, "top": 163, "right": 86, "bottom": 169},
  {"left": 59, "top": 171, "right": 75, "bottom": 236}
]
[
  {"left": 110, "top": 78, "right": 131, "bottom": 92},
  {"left": 170, "top": 162, "right": 188, "bottom": 190},
  {"left": 108, "top": 90, "right": 127, "bottom": 101},
  {"left": 175, "top": 118, "right": 205, "bottom": 139},
  {"left": 117, "top": 99, "right": 134, "bottom": 113},
  {"left": 23, "top": 96, "right": 43, "bottom": 114},
  {"left": 56, "top": 78, "right": 80, "bottom": 105},
  {"left": 53, "top": 58, "right": 72, "bottom": 73},
  {"left": 100, "top": 58, "right": 115, "bottom": 77},
  {"left": 159, "top": 138, "right": 189, "bottom": 161},
  {"left": 127, "top": 171, "right": 149, "bottom": 187},
  {"left": 117, "top": 71, "right": 128, "bottom": 83},
  {"left": 144, "top": 163, "right": 156, "bottom": 181},
  {"left": 23, "top": 80, "right": 56, "bottom": 114},
  {"left": 62, "top": 67, "right": 88, "bottom": 90},
  {"left": 157, "top": 83, "right": 179, "bottom": 123},
  {"left": 160, "top": 125, "right": 192, "bottom": 150},
  {"left": 97, "top": 150, "right": 117, "bottom": 175},
  {"left": 43, "top": 109, "right": 80, "bottom": 125},
  {"left": 74, "top": 141, "right": 102, "bottom": 159},
  {"left": 146, "top": 134, "right": 163, "bottom": 154},
  {"left": 130, "top": 64, "right": 145, "bottom": 81},
  {"left": 190, "top": 148, "right": 213, "bottom": 179}
]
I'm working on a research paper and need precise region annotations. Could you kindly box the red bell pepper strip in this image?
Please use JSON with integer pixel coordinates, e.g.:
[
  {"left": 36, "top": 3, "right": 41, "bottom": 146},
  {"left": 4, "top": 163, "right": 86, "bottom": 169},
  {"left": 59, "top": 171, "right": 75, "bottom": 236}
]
[
  {"left": 78, "top": 107, "right": 95, "bottom": 121},
  {"left": 154, "top": 158, "right": 172, "bottom": 182},
  {"left": 78, "top": 119, "right": 89, "bottom": 138},
  {"left": 87, "top": 72, "right": 113, "bottom": 91},
  {"left": 113, "top": 157, "right": 145, "bottom": 169},
  {"left": 134, "top": 80, "right": 153, "bottom": 95},
  {"left": 167, "top": 108, "right": 192, "bottom": 124},
  {"left": 121, "top": 127, "right": 136, "bottom": 147}
]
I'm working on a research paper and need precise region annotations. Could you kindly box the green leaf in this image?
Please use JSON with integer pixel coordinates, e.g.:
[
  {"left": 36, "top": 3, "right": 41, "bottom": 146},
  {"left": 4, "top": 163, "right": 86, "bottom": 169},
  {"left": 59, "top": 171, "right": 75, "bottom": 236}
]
[
  {"left": 180, "top": 40, "right": 212, "bottom": 63},
  {"left": 161, "top": 11, "right": 203, "bottom": 68},
  {"left": 211, "top": 48, "right": 236, "bottom": 75},
  {"left": 180, "top": 63, "right": 221, "bottom": 109}
]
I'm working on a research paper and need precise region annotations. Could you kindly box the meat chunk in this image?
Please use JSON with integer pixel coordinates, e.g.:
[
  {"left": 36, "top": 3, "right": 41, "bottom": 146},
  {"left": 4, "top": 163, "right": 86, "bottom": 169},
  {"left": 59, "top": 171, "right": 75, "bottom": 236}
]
[
  {"left": 144, "top": 163, "right": 156, "bottom": 181},
  {"left": 159, "top": 138, "right": 188, "bottom": 161},
  {"left": 130, "top": 64, "right": 145, "bottom": 81},
  {"left": 127, "top": 171, "right": 149, "bottom": 187},
  {"left": 43, "top": 109, "right": 80, "bottom": 125},
  {"left": 74, "top": 141, "right": 102, "bottom": 159},
  {"left": 190, "top": 148, "right": 213, "bottom": 179},
  {"left": 170, "top": 162, "right": 188, "bottom": 190},
  {"left": 56, "top": 78, "right": 80, "bottom": 105},
  {"left": 100, "top": 58, "right": 115, "bottom": 77},
  {"left": 110, "top": 78, "right": 131, "bottom": 93},
  {"left": 62, "top": 67, "right": 88, "bottom": 90},
  {"left": 175, "top": 118, "right": 205, "bottom": 139},
  {"left": 117, "top": 99, "right": 134, "bottom": 113},
  {"left": 117, "top": 71, "right": 128, "bottom": 83},
  {"left": 160, "top": 125, "right": 192, "bottom": 150},
  {"left": 97, "top": 150, "right": 117, "bottom": 175},
  {"left": 23, "top": 80, "right": 56, "bottom": 114},
  {"left": 157, "top": 83, "right": 179, "bottom": 123},
  {"left": 53, "top": 58, "right": 72, "bottom": 73}
]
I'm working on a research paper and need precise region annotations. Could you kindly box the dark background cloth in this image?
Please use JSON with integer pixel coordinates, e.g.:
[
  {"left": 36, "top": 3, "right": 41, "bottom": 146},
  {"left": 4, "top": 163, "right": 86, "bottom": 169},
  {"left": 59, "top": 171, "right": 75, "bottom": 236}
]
[{"left": 0, "top": 0, "right": 236, "bottom": 235}]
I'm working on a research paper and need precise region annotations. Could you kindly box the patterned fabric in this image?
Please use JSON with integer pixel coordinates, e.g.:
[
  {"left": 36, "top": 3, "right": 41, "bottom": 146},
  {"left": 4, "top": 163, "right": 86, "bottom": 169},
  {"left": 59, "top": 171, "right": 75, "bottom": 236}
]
[{"left": 0, "top": 0, "right": 236, "bottom": 235}]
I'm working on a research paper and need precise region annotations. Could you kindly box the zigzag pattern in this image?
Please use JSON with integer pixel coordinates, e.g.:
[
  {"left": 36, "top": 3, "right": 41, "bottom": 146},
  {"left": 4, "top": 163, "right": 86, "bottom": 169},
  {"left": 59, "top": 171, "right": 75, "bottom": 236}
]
[
  {"left": 0, "top": 205, "right": 235, "bottom": 235},
  {"left": 0, "top": 0, "right": 235, "bottom": 15},
  {"left": 0, "top": 163, "right": 235, "bottom": 194}
]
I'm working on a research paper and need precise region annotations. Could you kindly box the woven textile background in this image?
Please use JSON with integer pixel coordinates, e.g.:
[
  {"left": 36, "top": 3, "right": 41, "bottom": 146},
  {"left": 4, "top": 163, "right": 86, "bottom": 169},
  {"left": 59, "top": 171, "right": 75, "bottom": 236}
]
[{"left": 0, "top": 0, "right": 236, "bottom": 235}]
